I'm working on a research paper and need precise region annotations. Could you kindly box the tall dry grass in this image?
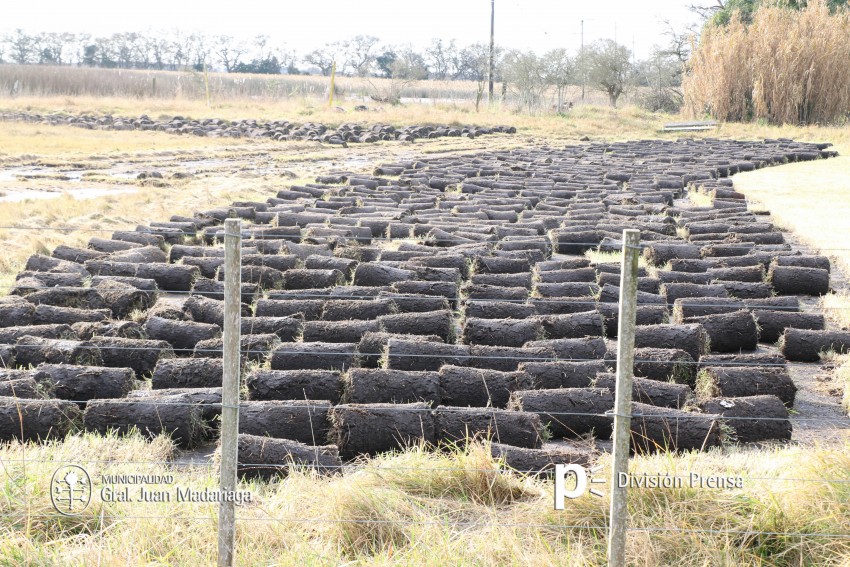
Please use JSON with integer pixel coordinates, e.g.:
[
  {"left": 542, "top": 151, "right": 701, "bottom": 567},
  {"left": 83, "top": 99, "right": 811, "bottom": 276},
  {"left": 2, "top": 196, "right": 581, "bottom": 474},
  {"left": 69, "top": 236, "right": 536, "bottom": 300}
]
[
  {"left": 0, "top": 64, "right": 486, "bottom": 104},
  {"left": 684, "top": 0, "right": 850, "bottom": 124},
  {"left": 2, "top": 432, "right": 850, "bottom": 565},
  {"left": 0, "top": 64, "right": 629, "bottom": 112}
]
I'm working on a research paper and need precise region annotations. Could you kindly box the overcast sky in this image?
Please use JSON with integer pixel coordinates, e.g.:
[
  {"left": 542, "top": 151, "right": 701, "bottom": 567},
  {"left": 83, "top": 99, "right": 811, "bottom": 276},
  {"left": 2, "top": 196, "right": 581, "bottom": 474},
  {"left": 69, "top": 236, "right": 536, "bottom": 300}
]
[{"left": 5, "top": 0, "right": 698, "bottom": 59}]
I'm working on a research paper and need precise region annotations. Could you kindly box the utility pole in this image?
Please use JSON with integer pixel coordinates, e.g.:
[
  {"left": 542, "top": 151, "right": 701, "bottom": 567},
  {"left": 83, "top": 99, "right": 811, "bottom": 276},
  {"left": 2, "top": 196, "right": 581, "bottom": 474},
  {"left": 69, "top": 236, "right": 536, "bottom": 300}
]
[
  {"left": 488, "top": 0, "right": 495, "bottom": 104},
  {"left": 581, "top": 20, "right": 585, "bottom": 101}
]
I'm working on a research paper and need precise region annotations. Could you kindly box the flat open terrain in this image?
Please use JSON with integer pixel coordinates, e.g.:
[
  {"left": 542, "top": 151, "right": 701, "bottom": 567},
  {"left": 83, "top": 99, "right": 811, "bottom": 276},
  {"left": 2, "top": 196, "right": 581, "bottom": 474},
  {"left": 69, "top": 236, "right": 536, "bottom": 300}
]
[{"left": 1, "top": 99, "right": 849, "bottom": 565}]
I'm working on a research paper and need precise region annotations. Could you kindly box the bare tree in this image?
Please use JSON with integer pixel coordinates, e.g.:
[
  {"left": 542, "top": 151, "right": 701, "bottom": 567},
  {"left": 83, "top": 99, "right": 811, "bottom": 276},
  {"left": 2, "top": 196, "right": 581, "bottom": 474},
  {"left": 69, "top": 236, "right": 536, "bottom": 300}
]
[
  {"left": 304, "top": 44, "right": 337, "bottom": 76},
  {"left": 369, "top": 45, "right": 428, "bottom": 104},
  {"left": 586, "top": 40, "right": 632, "bottom": 107},
  {"left": 276, "top": 46, "right": 300, "bottom": 74},
  {"left": 543, "top": 48, "right": 574, "bottom": 112},
  {"left": 6, "top": 29, "right": 38, "bottom": 64},
  {"left": 214, "top": 35, "right": 246, "bottom": 72},
  {"left": 688, "top": 0, "right": 726, "bottom": 20},
  {"left": 502, "top": 49, "right": 548, "bottom": 114},
  {"left": 37, "top": 32, "right": 75, "bottom": 65},
  {"left": 425, "top": 38, "right": 458, "bottom": 80},
  {"left": 147, "top": 34, "right": 174, "bottom": 70},
  {"left": 342, "top": 35, "right": 379, "bottom": 76}
]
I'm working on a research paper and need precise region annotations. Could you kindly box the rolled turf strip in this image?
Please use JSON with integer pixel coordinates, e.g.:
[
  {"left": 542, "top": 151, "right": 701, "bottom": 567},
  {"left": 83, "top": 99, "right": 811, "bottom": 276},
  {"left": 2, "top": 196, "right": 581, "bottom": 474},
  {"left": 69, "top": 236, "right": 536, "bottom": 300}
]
[
  {"left": 778, "top": 329, "right": 850, "bottom": 362},
  {"left": 0, "top": 345, "right": 15, "bottom": 367},
  {"left": 629, "top": 403, "right": 724, "bottom": 454},
  {"left": 357, "top": 332, "right": 443, "bottom": 368},
  {"left": 302, "top": 320, "right": 381, "bottom": 343},
  {"left": 508, "top": 387, "right": 614, "bottom": 438},
  {"left": 82, "top": 336, "right": 174, "bottom": 377},
  {"left": 270, "top": 342, "right": 358, "bottom": 371},
  {"left": 238, "top": 400, "right": 332, "bottom": 445},
  {"left": 660, "top": 283, "right": 729, "bottom": 305},
  {"left": 14, "top": 336, "right": 102, "bottom": 368},
  {"left": 461, "top": 317, "right": 542, "bottom": 347},
  {"left": 595, "top": 304, "right": 667, "bottom": 339},
  {"left": 345, "top": 369, "right": 440, "bottom": 405},
  {"left": 151, "top": 358, "right": 223, "bottom": 389},
  {"left": 713, "top": 281, "right": 774, "bottom": 300},
  {"left": 467, "top": 345, "right": 555, "bottom": 372},
  {"left": 518, "top": 360, "right": 607, "bottom": 389},
  {"left": 321, "top": 299, "right": 396, "bottom": 321},
  {"left": 0, "top": 297, "right": 36, "bottom": 327},
  {"left": 0, "top": 396, "right": 81, "bottom": 441},
  {"left": 433, "top": 406, "right": 543, "bottom": 448},
  {"left": 385, "top": 339, "right": 470, "bottom": 371},
  {"left": 490, "top": 442, "right": 595, "bottom": 475},
  {"left": 32, "top": 364, "right": 135, "bottom": 401},
  {"left": 630, "top": 348, "right": 696, "bottom": 385},
  {"left": 643, "top": 243, "right": 702, "bottom": 266},
  {"left": 183, "top": 295, "right": 252, "bottom": 326},
  {"left": 698, "top": 395, "right": 791, "bottom": 443},
  {"left": 378, "top": 310, "right": 455, "bottom": 342},
  {"left": 0, "top": 378, "right": 43, "bottom": 399},
  {"left": 699, "top": 353, "right": 786, "bottom": 369},
  {"left": 0, "top": 324, "right": 77, "bottom": 343},
  {"left": 32, "top": 305, "right": 111, "bottom": 325},
  {"left": 72, "top": 321, "right": 146, "bottom": 341},
  {"left": 672, "top": 297, "right": 746, "bottom": 320},
  {"left": 753, "top": 310, "right": 825, "bottom": 344},
  {"left": 246, "top": 369, "right": 343, "bottom": 403},
  {"left": 688, "top": 310, "right": 759, "bottom": 353},
  {"left": 439, "top": 365, "right": 532, "bottom": 408},
  {"left": 594, "top": 374, "right": 691, "bottom": 409},
  {"left": 773, "top": 255, "right": 831, "bottom": 272},
  {"left": 236, "top": 433, "right": 342, "bottom": 479},
  {"left": 240, "top": 317, "right": 303, "bottom": 341},
  {"left": 698, "top": 366, "right": 797, "bottom": 406},
  {"left": 742, "top": 296, "right": 800, "bottom": 312},
  {"left": 464, "top": 301, "right": 536, "bottom": 320},
  {"left": 536, "top": 311, "right": 605, "bottom": 340},
  {"left": 196, "top": 334, "right": 281, "bottom": 363},
  {"left": 144, "top": 316, "right": 221, "bottom": 353},
  {"left": 768, "top": 265, "right": 830, "bottom": 296},
  {"left": 633, "top": 324, "right": 710, "bottom": 362},
  {"left": 523, "top": 337, "right": 607, "bottom": 360},
  {"left": 329, "top": 402, "right": 436, "bottom": 459},
  {"left": 255, "top": 299, "right": 325, "bottom": 320},
  {"left": 83, "top": 394, "right": 204, "bottom": 448},
  {"left": 128, "top": 387, "right": 222, "bottom": 422}
]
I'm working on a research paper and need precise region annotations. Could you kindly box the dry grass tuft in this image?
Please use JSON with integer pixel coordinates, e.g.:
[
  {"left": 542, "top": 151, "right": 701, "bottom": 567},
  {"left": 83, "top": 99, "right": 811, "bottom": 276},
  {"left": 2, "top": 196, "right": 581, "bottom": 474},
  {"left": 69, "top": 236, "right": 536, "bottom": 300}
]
[
  {"left": 2, "top": 431, "right": 850, "bottom": 564},
  {"left": 685, "top": 0, "right": 850, "bottom": 125}
]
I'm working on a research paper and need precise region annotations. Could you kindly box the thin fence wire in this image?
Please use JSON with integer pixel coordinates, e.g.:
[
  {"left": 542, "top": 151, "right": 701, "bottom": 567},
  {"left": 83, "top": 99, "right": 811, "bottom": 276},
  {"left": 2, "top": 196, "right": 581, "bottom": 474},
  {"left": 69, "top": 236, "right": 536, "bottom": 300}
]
[
  {"left": 4, "top": 226, "right": 850, "bottom": 255},
  {"left": 3, "top": 458, "right": 850, "bottom": 485},
  {"left": 2, "top": 395, "right": 847, "bottom": 425},
  {"left": 4, "top": 286, "right": 850, "bottom": 312},
  {"left": 5, "top": 342, "right": 847, "bottom": 369},
  {"left": 0, "top": 510, "right": 848, "bottom": 540}
]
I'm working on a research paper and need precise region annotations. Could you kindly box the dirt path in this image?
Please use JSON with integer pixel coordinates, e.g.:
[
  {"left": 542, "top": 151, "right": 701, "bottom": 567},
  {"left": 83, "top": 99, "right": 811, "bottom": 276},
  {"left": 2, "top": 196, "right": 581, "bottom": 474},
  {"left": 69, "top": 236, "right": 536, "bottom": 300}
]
[{"left": 733, "top": 167, "right": 850, "bottom": 445}]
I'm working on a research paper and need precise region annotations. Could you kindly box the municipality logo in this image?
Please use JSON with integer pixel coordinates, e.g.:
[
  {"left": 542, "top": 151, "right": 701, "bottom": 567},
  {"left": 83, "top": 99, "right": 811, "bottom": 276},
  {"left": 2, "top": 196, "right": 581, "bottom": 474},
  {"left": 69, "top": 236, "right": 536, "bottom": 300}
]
[{"left": 50, "top": 465, "right": 92, "bottom": 515}]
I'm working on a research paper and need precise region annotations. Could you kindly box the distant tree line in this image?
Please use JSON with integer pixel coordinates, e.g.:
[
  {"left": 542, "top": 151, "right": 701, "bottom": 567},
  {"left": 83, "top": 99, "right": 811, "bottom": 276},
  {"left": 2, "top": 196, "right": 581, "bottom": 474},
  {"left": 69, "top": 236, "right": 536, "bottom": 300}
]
[{"left": 0, "top": 29, "right": 687, "bottom": 111}]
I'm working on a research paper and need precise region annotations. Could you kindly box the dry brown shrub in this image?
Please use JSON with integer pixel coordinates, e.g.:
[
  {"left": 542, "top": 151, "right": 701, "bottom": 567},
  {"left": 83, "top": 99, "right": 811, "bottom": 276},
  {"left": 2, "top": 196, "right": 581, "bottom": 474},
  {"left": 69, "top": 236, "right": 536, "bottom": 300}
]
[{"left": 684, "top": 0, "right": 850, "bottom": 124}]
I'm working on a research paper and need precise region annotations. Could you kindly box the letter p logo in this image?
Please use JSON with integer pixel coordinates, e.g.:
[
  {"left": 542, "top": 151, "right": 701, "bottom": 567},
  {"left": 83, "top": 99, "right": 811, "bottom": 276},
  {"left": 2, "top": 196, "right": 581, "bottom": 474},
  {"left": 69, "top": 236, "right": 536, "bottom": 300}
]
[{"left": 554, "top": 464, "right": 588, "bottom": 509}]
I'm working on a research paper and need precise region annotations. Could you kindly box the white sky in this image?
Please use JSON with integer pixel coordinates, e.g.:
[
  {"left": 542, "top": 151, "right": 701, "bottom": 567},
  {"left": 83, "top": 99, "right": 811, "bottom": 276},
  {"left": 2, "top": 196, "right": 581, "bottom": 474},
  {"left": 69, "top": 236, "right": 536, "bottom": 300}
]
[{"left": 4, "top": 0, "right": 698, "bottom": 59}]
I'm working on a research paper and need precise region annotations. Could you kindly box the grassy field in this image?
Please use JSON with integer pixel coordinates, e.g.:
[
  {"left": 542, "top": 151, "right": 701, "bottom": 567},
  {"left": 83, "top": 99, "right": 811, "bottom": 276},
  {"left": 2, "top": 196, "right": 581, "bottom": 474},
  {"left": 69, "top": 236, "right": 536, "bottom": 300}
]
[
  {"left": 2, "top": 432, "right": 849, "bottom": 565},
  {"left": 2, "top": 95, "right": 850, "bottom": 565}
]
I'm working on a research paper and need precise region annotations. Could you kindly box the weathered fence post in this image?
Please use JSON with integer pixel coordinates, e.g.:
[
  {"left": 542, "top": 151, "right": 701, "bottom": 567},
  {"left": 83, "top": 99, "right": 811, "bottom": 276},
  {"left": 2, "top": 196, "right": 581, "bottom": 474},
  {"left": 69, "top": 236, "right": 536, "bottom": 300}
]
[
  {"left": 607, "top": 229, "right": 640, "bottom": 567},
  {"left": 218, "top": 218, "right": 242, "bottom": 567}
]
